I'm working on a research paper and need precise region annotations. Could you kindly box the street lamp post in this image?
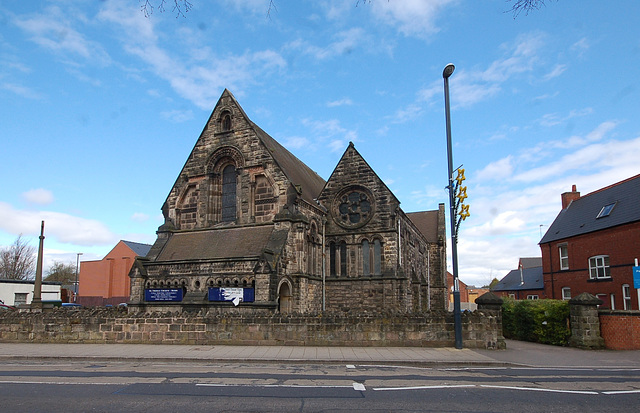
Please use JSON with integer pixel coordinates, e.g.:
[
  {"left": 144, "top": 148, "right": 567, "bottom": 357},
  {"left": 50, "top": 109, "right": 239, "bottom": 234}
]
[
  {"left": 75, "top": 252, "right": 83, "bottom": 303},
  {"left": 443, "top": 63, "right": 463, "bottom": 349}
]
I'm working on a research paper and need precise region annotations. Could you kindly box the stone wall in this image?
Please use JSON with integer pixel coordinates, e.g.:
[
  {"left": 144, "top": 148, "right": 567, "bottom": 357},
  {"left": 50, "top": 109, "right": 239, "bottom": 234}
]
[{"left": 0, "top": 308, "right": 503, "bottom": 349}]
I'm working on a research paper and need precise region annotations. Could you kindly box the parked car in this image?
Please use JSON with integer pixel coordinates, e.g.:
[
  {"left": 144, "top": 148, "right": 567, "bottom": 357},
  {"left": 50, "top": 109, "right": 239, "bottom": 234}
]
[{"left": 0, "top": 304, "right": 17, "bottom": 311}]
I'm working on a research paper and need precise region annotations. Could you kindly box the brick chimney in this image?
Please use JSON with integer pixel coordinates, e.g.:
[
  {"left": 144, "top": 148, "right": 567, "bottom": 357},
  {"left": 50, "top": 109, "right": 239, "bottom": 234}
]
[{"left": 561, "top": 184, "right": 580, "bottom": 209}]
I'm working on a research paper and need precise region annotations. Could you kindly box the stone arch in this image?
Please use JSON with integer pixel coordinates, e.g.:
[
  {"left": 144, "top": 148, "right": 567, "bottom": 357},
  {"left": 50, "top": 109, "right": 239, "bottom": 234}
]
[
  {"left": 206, "top": 146, "right": 244, "bottom": 224},
  {"left": 277, "top": 278, "right": 293, "bottom": 314}
]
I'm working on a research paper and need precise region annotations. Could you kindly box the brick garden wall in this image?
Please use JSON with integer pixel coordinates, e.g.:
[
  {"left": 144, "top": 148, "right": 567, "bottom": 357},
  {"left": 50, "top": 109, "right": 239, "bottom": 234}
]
[
  {"left": 0, "top": 308, "right": 503, "bottom": 349},
  {"left": 599, "top": 310, "right": 640, "bottom": 350}
]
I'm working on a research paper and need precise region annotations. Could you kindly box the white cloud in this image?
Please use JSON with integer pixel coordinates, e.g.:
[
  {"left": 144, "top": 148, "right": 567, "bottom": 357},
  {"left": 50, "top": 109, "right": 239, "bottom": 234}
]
[
  {"left": 98, "top": 0, "right": 286, "bottom": 109},
  {"left": 0, "top": 82, "right": 44, "bottom": 100},
  {"left": 131, "top": 213, "right": 150, "bottom": 222},
  {"left": 21, "top": 189, "right": 54, "bottom": 205},
  {"left": 476, "top": 156, "right": 514, "bottom": 182},
  {"left": 327, "top": 98, "right": 353, "bottom": 107},
  {"left": 0, "top": 202, "right": 118, "bottom": 246},
  {"left": 543, "top": 64, "right": 567, "bottom": 80},
  {"left": 288, "top": 28, "right": 367, "bottom": 60},
  {"left": 370, "top": 0, "right": 456, "bottom": 38},
  {"left": 161, "top": 109, "right": 194, "bottom": 123},
  {"left": 14, "top": 6, "right": 111, "bottom": 65},
  {"left": 283, "top": 136, "right": 310, "bottom": 150}
]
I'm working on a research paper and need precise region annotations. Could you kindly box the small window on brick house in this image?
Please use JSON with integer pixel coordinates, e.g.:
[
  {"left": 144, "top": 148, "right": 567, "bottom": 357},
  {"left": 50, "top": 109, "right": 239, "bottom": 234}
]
[
  {"left": 589, "top": 255, "right": 611, "bottom": 279},
  {"left": 561, "top": 287, "right": 571, "bottom": 300},
  {"left": 527, "top": 295, "right": 539, "bottom": 300},
  {"left": 558, "top": 244, "right": 569, "bottom": 270},
  {"left": 622, "top": 284, "right": 632, "bottom": 310}
]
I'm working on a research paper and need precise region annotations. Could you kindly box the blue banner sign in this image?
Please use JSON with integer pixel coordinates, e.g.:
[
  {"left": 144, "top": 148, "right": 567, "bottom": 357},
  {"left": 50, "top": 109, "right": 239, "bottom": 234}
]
[
  {"left": 145, "top": 288, "right": 183, "bottom": 302},
  {"left": 209, "top": 287, "right": 255, "bottom": 305},
  {"left": 633, "top": 266, "right": 640, "bottom": 289}
]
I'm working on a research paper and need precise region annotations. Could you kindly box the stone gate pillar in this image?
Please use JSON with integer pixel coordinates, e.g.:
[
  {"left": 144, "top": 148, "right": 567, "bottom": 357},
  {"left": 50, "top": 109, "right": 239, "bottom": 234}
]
[
  {"left": 569, "top": 292, "right": 605, "bottom": 349},
  {"left": 475, "top": 292, "right": 506, "bottom": 349}
]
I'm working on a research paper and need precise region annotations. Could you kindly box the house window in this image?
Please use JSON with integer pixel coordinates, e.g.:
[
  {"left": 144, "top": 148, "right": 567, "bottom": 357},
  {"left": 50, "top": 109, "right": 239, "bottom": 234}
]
[
  {"left": 588, "top": 255, "right": 611, "bottom": 279},
  {"left": 596, "top": 293, "right": 608, "bottom": 308},
  {"left": 561, "top": 287, "right": 571, "bottom": 300},
  {"left": 221, "top": 164, "right": 237, "bottom": 222},
  {"left": 14, "top": 293, "right": 28, "bottom": 306},
  {"left": 508, "top": 293, "right": 515, "bottom": 299},
  {"left": 527, "top": 295, "right": 539, "bottom": 300},
  {"left": 596, "top": 202, "right": 616, "bottom": 218},
  {"left": 622, "top": 284, "right": 632, "bottom": 310},
  {"left": 610, "top": 294, "right": 615, "bottom": 310},
  {"left": 558, "top": 244, "right": 569, "bottom": 270}
]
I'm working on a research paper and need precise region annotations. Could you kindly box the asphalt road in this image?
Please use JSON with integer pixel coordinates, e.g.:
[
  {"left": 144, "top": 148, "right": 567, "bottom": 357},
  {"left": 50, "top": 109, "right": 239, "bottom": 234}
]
[{"left": 1, "top": 360, "right": 639, "bottom": 412}]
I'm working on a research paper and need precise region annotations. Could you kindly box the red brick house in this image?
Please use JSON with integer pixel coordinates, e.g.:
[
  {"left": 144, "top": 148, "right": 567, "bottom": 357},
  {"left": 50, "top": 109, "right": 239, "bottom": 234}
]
[
  {"left": 540, "top": 175, "right": 640, "bottom": 310},
  {"left": 78, "top": 240, "right": 151, "bottom": 306}
]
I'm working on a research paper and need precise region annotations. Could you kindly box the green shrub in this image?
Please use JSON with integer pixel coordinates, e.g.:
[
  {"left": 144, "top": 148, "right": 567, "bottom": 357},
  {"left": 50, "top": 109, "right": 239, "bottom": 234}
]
[{"left": 501, "top": 298, "right": 570, "bottom": 346}]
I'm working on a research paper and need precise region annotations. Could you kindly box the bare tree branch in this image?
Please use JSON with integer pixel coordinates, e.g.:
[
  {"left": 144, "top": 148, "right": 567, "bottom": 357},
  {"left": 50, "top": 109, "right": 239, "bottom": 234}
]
[
  {"left": 140, "top": 0, "right": 193, "bottom": 18},
  {"left": 506, "top": 0, "right": 557, "bottom": 18},
  {"left": 0, "top": 235, "right": 36, "bottom": 280}
]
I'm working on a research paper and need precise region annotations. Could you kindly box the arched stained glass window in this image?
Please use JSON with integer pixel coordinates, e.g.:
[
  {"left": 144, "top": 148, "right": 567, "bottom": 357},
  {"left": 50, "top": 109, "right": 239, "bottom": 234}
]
[{"left": 222, "top": 164, "right": 236, "bottom": 222}]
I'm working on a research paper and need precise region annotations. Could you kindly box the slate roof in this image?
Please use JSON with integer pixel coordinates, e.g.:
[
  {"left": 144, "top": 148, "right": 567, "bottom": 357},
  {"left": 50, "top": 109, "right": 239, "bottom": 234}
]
[
  {"left": 251, "top": 121, "right": 326, "bottom": 205},
  {"left": 155, "top": 225, "right": 278, "bottom": 261},
  {"left": 493, "top": 266, "right": 544, "bottom": 292},
  {"left": 122, "top": 241, "right": 152, "bottom": 257},
  {"left": 406, "top": 211, "right": 441, "bottom": 243},
  {"left": 540, "top": 174, "right": 640, "bottom": 244},
  {"left": 519, "top": 257, "right": 542, "bottom": 269}
]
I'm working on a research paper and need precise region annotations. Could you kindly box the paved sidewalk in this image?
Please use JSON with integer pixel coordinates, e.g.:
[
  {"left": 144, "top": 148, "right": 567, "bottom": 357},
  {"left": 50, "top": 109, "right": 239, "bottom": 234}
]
[{"left": 0, "top": 340, "right": 638, "bottom": 368}]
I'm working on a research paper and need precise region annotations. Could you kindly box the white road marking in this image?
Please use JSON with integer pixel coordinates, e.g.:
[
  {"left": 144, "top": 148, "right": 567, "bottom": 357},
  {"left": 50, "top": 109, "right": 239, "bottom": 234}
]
[
  {"left": 374, "top": 385, "right": 475, "bottom": 391},
  {"left": 195, "top": 383, "right": 352, "bottom": 389},
  {"left": 480, "top": 385, "right": 598, "bottom": 395},
  {"left": 346, "top": 365, "right": 356, "bottom": 369},
  {"left": 602, "top": 390, "right": 640, "bottom": 395},
  {"left": 352, "top": 382, "right": 366, "bottom": 391}
]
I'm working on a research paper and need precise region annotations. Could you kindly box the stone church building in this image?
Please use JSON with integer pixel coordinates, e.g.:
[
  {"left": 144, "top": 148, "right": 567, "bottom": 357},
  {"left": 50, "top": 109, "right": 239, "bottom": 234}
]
[{"left": 129, "top": 90, "right": 447, "bottom": 314}]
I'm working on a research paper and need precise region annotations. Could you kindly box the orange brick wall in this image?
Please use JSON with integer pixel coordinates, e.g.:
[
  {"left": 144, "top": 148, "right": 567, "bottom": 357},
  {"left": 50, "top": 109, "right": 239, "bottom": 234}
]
[
  {"left": 78, "top": 241, "right": 137, "bottom": 305},
  {"left": 599, "top": 312, "right": 640, "bottom": 350}
]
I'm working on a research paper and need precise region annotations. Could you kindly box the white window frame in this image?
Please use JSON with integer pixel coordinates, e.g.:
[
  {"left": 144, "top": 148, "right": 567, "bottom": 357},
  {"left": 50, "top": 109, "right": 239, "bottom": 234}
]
[
  {"left": 588, "top": 255, "right": 611, "bottom": 279},
  {"left": 559, "top": 244, "right": 569, "bottom": 270},
  {"left": 610, "top": 294, "right": 615, "bottom": 310},
  {"left": 561, "top": 287, "right": 571, "bottom": 300},
  {"left": 527, "top": 295, "right": 539, "bottom": 300},
  {"left": 622, "top": 284, "right": 631, "bottom": 310}
]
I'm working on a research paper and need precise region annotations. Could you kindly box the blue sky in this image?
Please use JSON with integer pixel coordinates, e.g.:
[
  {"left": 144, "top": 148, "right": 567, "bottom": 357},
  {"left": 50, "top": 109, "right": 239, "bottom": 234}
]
[{"left": 1, "top": 0, "right": 639, "bottom": 287}]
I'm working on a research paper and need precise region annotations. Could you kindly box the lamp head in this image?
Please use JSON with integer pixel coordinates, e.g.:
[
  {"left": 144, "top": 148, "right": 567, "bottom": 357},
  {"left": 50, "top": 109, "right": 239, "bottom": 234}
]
[{"left": 443, "top": 63, "right": 455, "bottom": 79}]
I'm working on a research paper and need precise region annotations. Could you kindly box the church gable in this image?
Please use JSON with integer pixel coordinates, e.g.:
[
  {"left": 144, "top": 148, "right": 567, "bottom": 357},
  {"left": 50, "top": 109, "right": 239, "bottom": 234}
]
[
  {"left": 163, "top": 90, "right": 309, "bottom": 230},
  {"left": 318, "top": 142, "right": 399, "bottom": 234}
]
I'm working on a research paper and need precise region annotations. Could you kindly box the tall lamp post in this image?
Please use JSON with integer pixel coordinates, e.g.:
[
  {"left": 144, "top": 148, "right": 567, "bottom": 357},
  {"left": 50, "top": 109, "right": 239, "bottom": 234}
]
[
  {"left": 443, "top": 63, "right": 463, "bottom": 349},
  {"left": 74, "top": 252, "right": 83, "bottom": 303}
]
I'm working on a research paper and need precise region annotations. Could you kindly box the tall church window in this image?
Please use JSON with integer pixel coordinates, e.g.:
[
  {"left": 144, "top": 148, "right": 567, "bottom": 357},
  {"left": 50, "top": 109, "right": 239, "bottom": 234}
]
[
  {"left": 222, "top": 164, "right": 237, "bottom": 222},
  {"left": 362, "top": 239, "right": 382, "bottom": 276},
  {"left": 329, "top": 242, "right": 336, "bottom": 276},
  {"left": 373, "top": 239, "right": 382, "bottom": 275},
  {"left": 362, "top": 240, "right": 370, "bottom": 276},
  {"left": 329, "top": 241, "right": 347, "bottom": 277},
  {"left": 340, "top": 241, "right": 347, "bottom": 276}
]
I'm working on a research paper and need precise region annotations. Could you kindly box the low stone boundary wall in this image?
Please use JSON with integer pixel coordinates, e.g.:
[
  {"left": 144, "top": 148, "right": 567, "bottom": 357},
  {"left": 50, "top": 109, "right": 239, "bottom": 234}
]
[
  {"left": 599, "top": 310, "right": 640, "bottom": 350},
  {"left": 0, "top": 308, "right": 504, "bottom": 349}
]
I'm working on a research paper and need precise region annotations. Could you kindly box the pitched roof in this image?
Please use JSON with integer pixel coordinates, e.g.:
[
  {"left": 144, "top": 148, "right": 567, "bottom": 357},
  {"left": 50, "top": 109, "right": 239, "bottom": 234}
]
[
  {"left": 540, "top": 174, "right": 640, "bottom": 244},
  {"left": 406, "top": 211, "right": 440, "bottom": 243},
  {"left": 519, "top": 257, "right": 542, "bottom": 269},
  {"left": 155, "top": 225, "right": 279, "bottom": 261},
  {"left": 251, "top": 121, "right": 326, "bottom": 205},
  {"left": 493, "top": 266, "right": 543, "bottom": 292},
  {"left": 122, "top": 240, "right": 152, "bottom": 257}
]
